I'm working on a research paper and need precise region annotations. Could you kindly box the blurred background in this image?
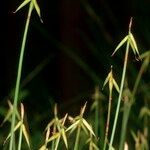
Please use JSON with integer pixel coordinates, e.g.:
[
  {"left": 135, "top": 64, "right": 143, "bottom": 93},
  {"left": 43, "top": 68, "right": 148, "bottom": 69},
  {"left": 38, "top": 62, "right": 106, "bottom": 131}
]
[{"left": 0, "top": 0, "right": 150, "bottom": 149}]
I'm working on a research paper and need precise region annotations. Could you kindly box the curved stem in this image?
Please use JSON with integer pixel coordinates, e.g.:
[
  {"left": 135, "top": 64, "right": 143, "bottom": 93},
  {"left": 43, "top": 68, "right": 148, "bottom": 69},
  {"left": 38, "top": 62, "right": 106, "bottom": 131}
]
[{"left": 9, "top": 3, "right": 33, "bottom": 150}]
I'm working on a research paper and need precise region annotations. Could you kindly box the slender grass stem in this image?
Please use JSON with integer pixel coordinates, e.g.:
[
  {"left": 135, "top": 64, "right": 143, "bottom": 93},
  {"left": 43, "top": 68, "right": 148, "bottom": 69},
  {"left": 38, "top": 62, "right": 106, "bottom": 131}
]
[
  {"left": 109, "top": 41, "right": 130, "bottom": 150},
  {"left": 74, "top": 124, "right": 81, "bottom": 150},
  {"left": 54, "top": 136, "right": 61, "bottom": 150},
  {"left": 119, "top": 103, "right": 131, "bottom": 150},
  {"left": 95, "top": 100, "right": 99, "bottom": 136},
  {"left": 119, "top": 58, "right": 147, "bottom": 150},
  {"left": 9, "top": 3, "right": 33, "bottom": 150},
  {"left": 18, "top": 124, "right": 23, "bottom": 150},
  {"left": 103, "top": 90, "right": 112, "bottom": 150}
]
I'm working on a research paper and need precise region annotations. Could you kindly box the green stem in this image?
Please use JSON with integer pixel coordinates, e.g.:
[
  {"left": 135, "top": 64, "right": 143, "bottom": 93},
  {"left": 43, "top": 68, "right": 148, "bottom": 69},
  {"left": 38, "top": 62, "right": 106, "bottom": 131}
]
[
  {"left": 95, "top": 99, "right": 99, "bottom": 136},
  {"left": 109, "top": 41, "right": 130, "bottom": 150},
  {"left": 74, "top": 124, "right": 81, "bottom": 150},
  {"left": 103, "top": 91, "right": 112, "bottom": 150},
  {"left": 18, "top": 124, "right": 23, "bottom": 150},
  {"left": 119, "top": 103, "right": 131, "bottom": 150},
  {"left": 54, "top": 136, "right": 61, "bottom": 150},
  {"left": 9, "top": 3, "right": 33, "bottom": 150},
  {"left": 119, "top": 58, "right": 147, "bottom": 150}
]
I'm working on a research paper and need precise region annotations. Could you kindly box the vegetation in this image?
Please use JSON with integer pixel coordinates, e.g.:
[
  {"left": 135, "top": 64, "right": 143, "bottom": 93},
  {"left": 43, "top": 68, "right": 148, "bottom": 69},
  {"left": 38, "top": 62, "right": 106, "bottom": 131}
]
[{"left": 0, "top": 0, "right": 150, "bottom": 150}]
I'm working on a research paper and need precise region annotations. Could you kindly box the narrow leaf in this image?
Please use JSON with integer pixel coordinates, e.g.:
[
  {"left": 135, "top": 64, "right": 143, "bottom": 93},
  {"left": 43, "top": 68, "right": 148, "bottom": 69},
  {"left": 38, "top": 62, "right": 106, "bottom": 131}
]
[
  {"left": 20, "top": 103, "right": 24, "bottom": 120},
  {"left": 80, "top": 102, "right": 87, "bottom": 116},
  {"left": 48, "top": 132, "right": 60, "bottom": 142},
  {"left": 61, "top": 129, "right": 68, "bottom": 148},
  {"left": 14, "top": 0, "right": 31, "bottom": 13},
  {"left": 92, "top": 142, "right": 99, "bottom": 150},
  {"left": 109, "top": 77, "right": 113, "bottom": 92},
  {"left": 22, "top": 124, "right": 31, "bottom": 148},
  {"left": 67, "top": 123, "right": 78, "bottom": 135},
  {"left": 1, "top": 108, "right": 13, "bottom": 126},
  {"left": 81, "top": 123, "right": 89, "bottom": 135},
  {"left": 66, "top": 120, "right": 80, "bottom": 132},
  {"left": 91, "top": 101, "right": 97, "bottom": 111},
  {"left": 82, "top": 119, "right": 95, "bottom": 136},
  {"left": 45, "top": 119, "right": 55, "bottom": 130},
  {"left": 112, "top": 35, "right": 128, "bottom": 56},
  {"left": 39, "top": 145, "right": 48, "bottom": 150},
  {"left": 32, "top": 0, "right": 43, "bottom": 22},
  {"left": 103, "top": 73, "right": 110, "bottom": 89},
  {"left": 131, "top": 130, "right": 137, "bottom": 141},
  {"left": 4, "top": 121, "right": 22, "bottom": 145},
  {"left": 113, "top": 79, "right": 119, "bottom": 93},
  {"left": 45, "top": 127, "right": 50, "bottom": 142},
  {"left": 129, "top": 33, "right": 139, "bottom": 56}
]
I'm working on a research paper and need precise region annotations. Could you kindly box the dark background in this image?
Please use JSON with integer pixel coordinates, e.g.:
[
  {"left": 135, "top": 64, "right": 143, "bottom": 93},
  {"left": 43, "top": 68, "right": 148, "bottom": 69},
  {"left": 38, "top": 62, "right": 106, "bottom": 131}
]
[
  {"left": 0, "top": 0, "right": 150, "bottom": 148},
  {"left": 1, "top": 0, "right": 149, "bottom": 101}
]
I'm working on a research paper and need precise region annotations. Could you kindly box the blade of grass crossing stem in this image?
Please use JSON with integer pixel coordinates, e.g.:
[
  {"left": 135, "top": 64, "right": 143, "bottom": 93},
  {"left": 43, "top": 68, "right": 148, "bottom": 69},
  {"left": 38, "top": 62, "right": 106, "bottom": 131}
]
[{"left": 9, "top": 3, "right": 34, "bottom": 150}]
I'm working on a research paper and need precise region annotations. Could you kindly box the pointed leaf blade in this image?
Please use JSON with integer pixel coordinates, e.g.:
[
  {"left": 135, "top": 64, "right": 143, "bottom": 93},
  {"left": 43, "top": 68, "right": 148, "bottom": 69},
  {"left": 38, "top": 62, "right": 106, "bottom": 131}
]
[
  {"left": 129, "top": 33, "right": 139, "bottom": 55},
  {"left": 113, "top": 79, "right": 120, "bottom": 93},
  {"left": 39, "top": 145, "right": 48, "bottom": 150},
  {"left": 66, "top": 120, "right": 80, "bottom": 132},
  {"left": 14, "top": 0, "right": 31, "bottom": 13},
  {"left": 1, "top": 108, "right": 13, "bottom": 126},
  {"left": 48, "top": 132, "right": 60, "bottom": 142},
  {"left": 81, "top": 123, "right": 89, "bottom": 135},
  {"left": 4, "top": 121, "right": 22, "bottom": 145},
  {"left": 112, "top": 35, "right": 128, "bottom": 56},
  {"left": 82, "top": 119, "right": 95, "bottom": 136},
  {"left": 61, "top": 129, "right": 68, "bottom": 148},
  {"left": 22, "top": 124, "right": 31, "bottom": 148},
  {"left": 32, "top": 0, "right": 43, "bottom": 22},
  {"left": 103, "top": 73, "right": 110, "bottom": 90}
]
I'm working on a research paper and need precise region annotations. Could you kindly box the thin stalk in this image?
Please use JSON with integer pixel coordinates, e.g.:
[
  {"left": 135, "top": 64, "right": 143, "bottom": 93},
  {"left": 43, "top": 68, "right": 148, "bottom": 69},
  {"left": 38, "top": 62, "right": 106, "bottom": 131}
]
[
  {"left": 103, "top": 90, "right": 112, "bottom": 150},
  {"left": 99, "top": 101, "right": 105, "bottom": 149},
  {"left": 54, "top": 124, "right": 61, "bottom": 150},
  {"left": 109, "top": 41, "right": 130, "bottom": 150},
  {"left": 95, "top": 100, "right": 99, "bottom": 136},
  {"left": 54, "top": 136, "right": 61, "bottom": 150},
  {"left": 9, "top": 3, "right": 33, "bottom": 150},
  {"left": 51, "top": 140, "right": 55, "bottom": 150},
  {"left": 119, "top": 59, "right": 147, "bottom": 150},
  {"left": 119, "top": 103, "right": 131, "bottom": 150},
  {"left": 18, "top": 124, "right": 23, "bottom": 150},
  {"left": 74, "top": 124, "right": 81, "bottom": 150},
  {"left": 51, "top": 125, "right": 57, "bottom": 150}
]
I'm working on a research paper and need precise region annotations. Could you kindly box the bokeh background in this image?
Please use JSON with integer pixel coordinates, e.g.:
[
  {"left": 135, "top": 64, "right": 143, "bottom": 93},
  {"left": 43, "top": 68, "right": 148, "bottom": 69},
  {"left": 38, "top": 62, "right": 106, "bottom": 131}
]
[{"left": 0, "top": 0, "right": 150, "bottom": 149}]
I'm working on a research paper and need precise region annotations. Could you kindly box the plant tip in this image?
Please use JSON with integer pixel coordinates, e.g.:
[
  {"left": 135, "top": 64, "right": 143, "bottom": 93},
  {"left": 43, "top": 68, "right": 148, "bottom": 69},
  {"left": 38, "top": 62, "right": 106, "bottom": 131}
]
[
  {"left": 129, "top": 17, "right": 133, "bottom": 32},
  {"left": 111, "top": 65, "right": 113, "bottom": 69},
  {"left": 40, "top": 18, "right": 43, "bottom": 23}
]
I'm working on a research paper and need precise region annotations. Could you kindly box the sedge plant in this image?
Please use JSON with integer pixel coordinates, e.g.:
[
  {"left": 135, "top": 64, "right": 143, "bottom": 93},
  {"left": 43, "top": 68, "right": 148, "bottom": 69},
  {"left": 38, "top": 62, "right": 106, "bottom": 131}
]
[
  {"left": 102, "top": 66, "right": 119, "bottom": 150},
  {"left": 9, "top": 0, "right": 42, "bottom": 150},
  {"left": 86, "top": 132, "right": 99, "bottom": 150},
  {"left": 119, "top": 50, "right": 150, "bottom": 150},
  {"left": 3, "top": 102, "right": 30, "bottom": 150},
  {"left": 91, "top": 86, "right": 105, "bottom": 148},
  {"left": 66, "top": 103, "right": 96, "bottom": 150},
  {"left": 39, "top": 104, "right": 68, "bottom": 150},
  {"left": 108, "top": 18, "right": 140, "bottom": 150}
]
